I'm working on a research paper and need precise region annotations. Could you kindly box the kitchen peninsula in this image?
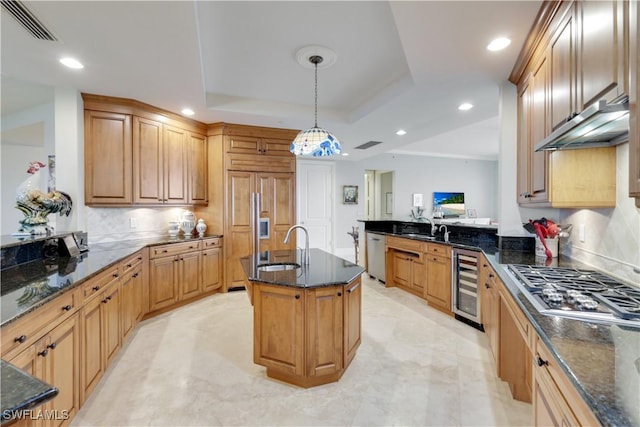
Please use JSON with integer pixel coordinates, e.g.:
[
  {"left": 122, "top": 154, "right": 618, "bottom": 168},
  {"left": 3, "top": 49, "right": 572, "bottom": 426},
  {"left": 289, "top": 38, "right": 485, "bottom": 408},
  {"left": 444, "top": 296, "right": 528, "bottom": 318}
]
[{"left": 240, "top": 249, "right": 364, "bottom": 388}]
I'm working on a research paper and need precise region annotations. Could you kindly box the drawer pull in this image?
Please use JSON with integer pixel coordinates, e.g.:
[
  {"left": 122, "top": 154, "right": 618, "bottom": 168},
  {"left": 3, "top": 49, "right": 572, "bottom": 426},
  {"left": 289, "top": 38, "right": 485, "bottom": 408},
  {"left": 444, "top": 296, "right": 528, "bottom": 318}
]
[
  {"left": 126, "top": 263, "right": 132, "bottom": 268},
  {"left": 47, "top": 342, "right": 57, "bottom": 350},
  {"left": 162, "top": 250, "right": 168, "bottom": 253},
  {"left": 113, "top": 273, "right": 119, "bottom": 278},
  {"left": 347, "top": 282, "right": 361, "bottom": 293},
  {"left": 93, "top": 286, "right": 100, "bottom": 291},
  {"left": 536, "top": 356, "right": 549, "bottom": 367},
  {"left": 38, "top": 349, "right": 49, "bottom": 357},
  {"left": 14, "top": 335, "right": 27, "bottom": 343},
  {"left": 133, "top": 273, "right": 139, "bottom": 278},
  {"left": 337, "top": 292, "right": 343, "bottom": 297},
  {"left": 295, "top": 295, "right": 300, "bottom": 299},
  {"left": 485, "top": 283, "right": 490, "bottom": 289},
  {"left": 62, "top": 305, "right": 72, "bottom": 311}
]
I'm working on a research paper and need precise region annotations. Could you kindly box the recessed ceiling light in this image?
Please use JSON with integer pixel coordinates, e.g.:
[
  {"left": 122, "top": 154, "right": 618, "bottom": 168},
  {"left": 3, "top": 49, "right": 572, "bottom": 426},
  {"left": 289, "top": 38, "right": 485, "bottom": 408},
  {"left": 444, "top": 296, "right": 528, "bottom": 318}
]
[
  {"left": 59, "top": 57, "right": 84, "bottom": 69},
  {"left": 395, "top": 129, "right": 407, "bottom": 136},
  {"left": 458, "top": 103, "right": 474, "bottom": 111},
  {"left": 181, "top": 108, "right": 195, "bottom": 116},
  {"left": 487, "top": 37, "right": 511, "bottom": 52}
]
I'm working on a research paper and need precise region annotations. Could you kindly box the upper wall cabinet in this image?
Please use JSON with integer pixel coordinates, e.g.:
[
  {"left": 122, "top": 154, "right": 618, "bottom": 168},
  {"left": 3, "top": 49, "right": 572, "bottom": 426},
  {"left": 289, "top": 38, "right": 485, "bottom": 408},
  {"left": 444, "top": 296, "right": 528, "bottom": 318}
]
[
  {"left": 510, "top": 0, "right": 627, "bottom": 208},
  {"left": 83, "top": 94, "right": 208, "bottom": 207}
]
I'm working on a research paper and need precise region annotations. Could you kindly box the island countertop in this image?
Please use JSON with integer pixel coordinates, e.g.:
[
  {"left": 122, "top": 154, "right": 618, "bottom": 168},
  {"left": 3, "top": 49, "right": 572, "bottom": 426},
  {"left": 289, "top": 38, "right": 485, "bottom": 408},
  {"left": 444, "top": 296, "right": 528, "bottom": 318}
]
[{"left": 240, "top": 249, "right": 364, "bottom": 288}]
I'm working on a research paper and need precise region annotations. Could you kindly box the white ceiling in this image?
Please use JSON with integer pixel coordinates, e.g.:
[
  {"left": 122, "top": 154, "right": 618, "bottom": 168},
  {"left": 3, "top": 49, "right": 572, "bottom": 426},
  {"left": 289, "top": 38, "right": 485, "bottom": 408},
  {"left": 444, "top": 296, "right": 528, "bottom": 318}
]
[{"left": 1, "top": 1, "right": 541, "bottom": 161}]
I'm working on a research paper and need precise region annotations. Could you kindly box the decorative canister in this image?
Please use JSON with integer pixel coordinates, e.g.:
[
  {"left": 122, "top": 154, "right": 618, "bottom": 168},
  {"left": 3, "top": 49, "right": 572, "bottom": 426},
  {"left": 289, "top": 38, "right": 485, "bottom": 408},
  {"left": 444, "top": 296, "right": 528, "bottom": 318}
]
[
  {"left": 180, "top": 210, "right": 196, "bottom": 236},
  {"left": 196, "top": 219, "right": 207, "bottom": 237},
  {"left": 168, "top": 220, "right": 180, "bottom": 237}
]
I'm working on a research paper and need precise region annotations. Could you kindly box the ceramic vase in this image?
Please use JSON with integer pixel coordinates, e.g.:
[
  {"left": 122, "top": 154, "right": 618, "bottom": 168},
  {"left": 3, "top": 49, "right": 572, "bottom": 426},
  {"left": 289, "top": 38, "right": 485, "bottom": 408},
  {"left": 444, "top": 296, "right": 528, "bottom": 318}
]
[{"left": 196, "top": 219, "right": 207, "bottom": 237}]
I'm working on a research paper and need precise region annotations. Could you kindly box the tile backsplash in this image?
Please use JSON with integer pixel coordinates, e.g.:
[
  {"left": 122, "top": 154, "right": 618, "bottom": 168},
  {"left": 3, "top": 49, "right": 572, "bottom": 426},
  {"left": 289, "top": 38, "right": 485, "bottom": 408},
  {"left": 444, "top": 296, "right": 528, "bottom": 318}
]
[
  {"left": 560, "top": 144, "right": 640, "bottom": 285},
  {"left": 86, "top": 207, "right": 195, "bottom": 243}
]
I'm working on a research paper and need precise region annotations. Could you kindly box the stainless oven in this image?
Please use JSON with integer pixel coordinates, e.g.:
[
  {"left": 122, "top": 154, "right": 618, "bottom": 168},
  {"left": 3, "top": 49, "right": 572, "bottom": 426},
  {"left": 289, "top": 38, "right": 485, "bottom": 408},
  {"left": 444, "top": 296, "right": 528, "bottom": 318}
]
[{"left": 452, "top": 248, "right": 482, "bottom": 328}]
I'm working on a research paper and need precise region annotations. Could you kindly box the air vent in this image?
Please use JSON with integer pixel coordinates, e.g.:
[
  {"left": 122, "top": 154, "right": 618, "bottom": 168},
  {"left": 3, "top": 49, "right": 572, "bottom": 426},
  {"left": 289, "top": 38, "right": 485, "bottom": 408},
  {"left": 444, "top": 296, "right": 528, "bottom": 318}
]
[
  {"left": 355, "top": 141, "right": 383, "bottom": 150},
  {"left": 1, "top": 0, "right": 57, "bottom": 41}
]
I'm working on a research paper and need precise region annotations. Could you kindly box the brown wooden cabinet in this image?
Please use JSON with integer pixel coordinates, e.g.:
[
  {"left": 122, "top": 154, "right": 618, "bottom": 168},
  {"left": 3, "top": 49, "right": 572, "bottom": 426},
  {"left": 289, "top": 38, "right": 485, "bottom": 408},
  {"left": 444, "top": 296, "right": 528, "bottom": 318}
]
[
  {"left": 225, "top": 170, "right": 295, "bottom": 290},
  {"left": 425, "top": 243, "right": 451, "bottom": 313},
  {"left": 479, "top": 257, "right": 499, "bottom": 364},
  {"left": 253, "top": 283, "right": 304, "bottom": 377},
  {"left": 306, "top": 286, "right": 343, "bottom": 378},
  {"left": 251, "top": 277, "right": 361, "bottom": 388},
  {"left": 80, "top": 272, "right": 120, "bottom": 404},
  {"left": 511, "top": 0, "right": 623, "bottom": 208},
  {"left": 84, "top": 110, "right": 132, "bottom": 205},
  {"left": 120, "top": 254, "right": 144, "bottom": 343},
  {"left": 148, "top": 241, "right": 202, "bottom": 312},
  {"left": 83, "top": 94, "right": 208, "bottom": 207},
  {"left": 132, "top": 117, "right": 187, "bottom": 205},
  {"left": 343, "top": 277, "right": 362, "bottom": 368},
  {"left": 8, "top": 314, "right": 80, "bottom": 427},
  {"left": 534, "top": 336, "right": 600, "bottom": 426},
  {"left": 202, "top": 238, "right": 222, "bottom": 292},
  {"left": 227, "top": 135, "right": 293, "bottom": 156}
]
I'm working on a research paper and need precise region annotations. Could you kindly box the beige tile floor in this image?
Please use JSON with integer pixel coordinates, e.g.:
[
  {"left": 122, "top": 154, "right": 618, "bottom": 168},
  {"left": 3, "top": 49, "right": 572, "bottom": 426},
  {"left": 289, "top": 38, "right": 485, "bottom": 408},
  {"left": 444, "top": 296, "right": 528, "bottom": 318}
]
[{"left": 71, "top": 275, "right": 532, "bottom": 427}]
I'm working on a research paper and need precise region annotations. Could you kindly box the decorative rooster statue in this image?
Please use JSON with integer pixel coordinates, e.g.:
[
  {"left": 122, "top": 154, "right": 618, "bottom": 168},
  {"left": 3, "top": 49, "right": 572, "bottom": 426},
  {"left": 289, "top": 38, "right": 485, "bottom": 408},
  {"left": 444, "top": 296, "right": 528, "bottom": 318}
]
[{"left": 14, "top": 161, "right": 72, "bottom": 235}]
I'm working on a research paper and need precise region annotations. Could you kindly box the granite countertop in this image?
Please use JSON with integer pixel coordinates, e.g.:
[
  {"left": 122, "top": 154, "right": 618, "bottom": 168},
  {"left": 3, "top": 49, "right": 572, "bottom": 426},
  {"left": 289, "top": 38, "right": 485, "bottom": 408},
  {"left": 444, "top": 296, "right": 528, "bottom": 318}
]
[
  {"left": 389, "top": 231, "right": 639, "bottom": 427},
  {"left": 240, "top": 249, "right": 365, "bottom": 288},
  {"left": 0, "top": 360, "right": 58, "bottom": 424},
  {"left": 0, "top": 234, "right": 223, "bottom": 327}
]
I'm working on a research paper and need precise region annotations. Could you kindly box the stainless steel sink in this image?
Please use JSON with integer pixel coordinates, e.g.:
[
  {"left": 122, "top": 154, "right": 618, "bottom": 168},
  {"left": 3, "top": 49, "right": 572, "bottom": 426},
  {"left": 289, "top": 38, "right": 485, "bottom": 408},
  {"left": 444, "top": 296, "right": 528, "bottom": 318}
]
[{"left": 257, "top": 263, "right": 301, "bottom": 272}]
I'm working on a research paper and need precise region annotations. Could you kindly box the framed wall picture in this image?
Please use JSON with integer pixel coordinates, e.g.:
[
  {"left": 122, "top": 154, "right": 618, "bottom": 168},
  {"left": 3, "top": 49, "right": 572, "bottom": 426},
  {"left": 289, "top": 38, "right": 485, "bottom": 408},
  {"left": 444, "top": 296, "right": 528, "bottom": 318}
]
[{"left": 343, "top": 185, "right": 358, "bottom": 204}]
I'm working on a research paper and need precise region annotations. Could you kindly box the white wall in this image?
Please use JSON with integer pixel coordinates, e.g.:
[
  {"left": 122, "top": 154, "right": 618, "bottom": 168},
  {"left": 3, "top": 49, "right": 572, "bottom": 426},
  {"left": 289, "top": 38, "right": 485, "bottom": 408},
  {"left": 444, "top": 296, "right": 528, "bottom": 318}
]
[
  {"left": 334, "top": 152, "right": 499, "bottom": 252},
  {"left": 1, "top": 103, "right": 55, "bottom": 235}
]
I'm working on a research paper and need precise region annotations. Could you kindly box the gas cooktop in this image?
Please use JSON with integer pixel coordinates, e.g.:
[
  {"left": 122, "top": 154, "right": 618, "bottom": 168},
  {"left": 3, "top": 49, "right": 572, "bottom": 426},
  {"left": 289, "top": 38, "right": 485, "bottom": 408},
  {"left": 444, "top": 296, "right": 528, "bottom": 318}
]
[{"left": 507, "top": 264, "right": 640, "bottom": 328}]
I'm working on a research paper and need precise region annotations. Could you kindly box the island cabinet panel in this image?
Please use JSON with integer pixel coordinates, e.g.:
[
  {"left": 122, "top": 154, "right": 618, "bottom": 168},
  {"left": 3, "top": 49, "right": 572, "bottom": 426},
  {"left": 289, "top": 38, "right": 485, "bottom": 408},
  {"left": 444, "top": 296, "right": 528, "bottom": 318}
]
[
  {"left": 343, "top": 278, "right": 362, "bottom": 368},
  {"left": 306, "top": 287, "right": 343, "bottom": 377},
  {"left": 84, "top": 110, "right": 132, "bottom": 205},
  {"left": 7, "top": 346, "right": 40, "bottom": 427},
  {"left": 253, "top": 284, "right": 304, "bottom": 376}
]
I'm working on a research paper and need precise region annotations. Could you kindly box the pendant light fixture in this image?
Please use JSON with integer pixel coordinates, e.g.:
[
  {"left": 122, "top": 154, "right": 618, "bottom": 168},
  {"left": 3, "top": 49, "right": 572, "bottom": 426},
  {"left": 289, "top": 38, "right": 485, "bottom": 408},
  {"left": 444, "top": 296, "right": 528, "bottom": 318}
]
[{"left": 290, "top": 53, "right": 342, "bottom": 157}]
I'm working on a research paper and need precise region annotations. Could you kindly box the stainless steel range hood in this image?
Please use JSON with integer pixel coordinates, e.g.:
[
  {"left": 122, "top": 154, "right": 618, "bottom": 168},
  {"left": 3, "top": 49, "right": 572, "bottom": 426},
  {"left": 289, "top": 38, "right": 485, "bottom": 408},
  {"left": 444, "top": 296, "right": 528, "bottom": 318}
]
[{"left": 534, "top": 99, "right": 629, "bottom": 151}]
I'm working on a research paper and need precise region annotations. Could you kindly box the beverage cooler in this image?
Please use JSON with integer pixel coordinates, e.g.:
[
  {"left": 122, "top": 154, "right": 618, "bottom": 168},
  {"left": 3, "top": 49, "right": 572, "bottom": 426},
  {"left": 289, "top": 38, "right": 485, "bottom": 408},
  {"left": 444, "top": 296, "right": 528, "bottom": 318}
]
[{"left": 452, "top": 248, "right": 481, "bottom": 328}]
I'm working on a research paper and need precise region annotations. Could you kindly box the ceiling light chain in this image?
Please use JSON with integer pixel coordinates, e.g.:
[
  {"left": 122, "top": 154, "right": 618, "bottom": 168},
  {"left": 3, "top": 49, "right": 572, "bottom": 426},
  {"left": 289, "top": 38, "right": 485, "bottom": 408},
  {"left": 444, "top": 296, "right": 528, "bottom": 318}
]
[{"left": 290, "top": 52, "right": 342, "bottom": 157}]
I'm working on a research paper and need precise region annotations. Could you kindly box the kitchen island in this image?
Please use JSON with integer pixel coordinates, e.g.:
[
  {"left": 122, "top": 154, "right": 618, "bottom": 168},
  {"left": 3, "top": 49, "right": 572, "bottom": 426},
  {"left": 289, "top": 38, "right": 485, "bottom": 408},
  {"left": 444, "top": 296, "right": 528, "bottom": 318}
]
[{"left": 240, "top": 249, "right": 365, "bottom": 388}]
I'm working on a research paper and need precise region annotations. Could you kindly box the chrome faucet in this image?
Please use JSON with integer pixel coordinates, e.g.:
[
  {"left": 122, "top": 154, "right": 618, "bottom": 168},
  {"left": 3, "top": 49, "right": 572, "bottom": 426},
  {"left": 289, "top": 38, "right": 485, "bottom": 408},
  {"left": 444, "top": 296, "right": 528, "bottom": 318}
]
[
  {"left": 439, "top": 224, "right": 449, "bottom": 242},
  {"left": 284, "top": 225, "right": 310, "bottom": 265}
]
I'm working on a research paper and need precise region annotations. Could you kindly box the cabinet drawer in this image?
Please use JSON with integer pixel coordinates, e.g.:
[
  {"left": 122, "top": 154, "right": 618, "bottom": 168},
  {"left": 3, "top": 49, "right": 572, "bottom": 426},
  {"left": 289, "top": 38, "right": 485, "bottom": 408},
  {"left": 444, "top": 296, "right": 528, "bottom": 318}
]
[
  {"left": 82, "top": 265, "right": 120, "bottom": 302},
  {"left": 426, "top": 242, "right": 451, "bottom": 257},
  {"left": 1, "top": 290, "right": 77, "bottom": 358},
  {"left": 385, "top": 236, "right": 425, "bottom": 254},
  {"left": 202, "top": 237, "right": 221, "bottom": 248},
  {"left": 150, "top": 241, "right": 201, "bottom": 259},
  {"left": 120, "top": 251, "right": 144, "bottom": 276},
  {"left": 226, "top": 153, "right": 295, "bottom": 173}
]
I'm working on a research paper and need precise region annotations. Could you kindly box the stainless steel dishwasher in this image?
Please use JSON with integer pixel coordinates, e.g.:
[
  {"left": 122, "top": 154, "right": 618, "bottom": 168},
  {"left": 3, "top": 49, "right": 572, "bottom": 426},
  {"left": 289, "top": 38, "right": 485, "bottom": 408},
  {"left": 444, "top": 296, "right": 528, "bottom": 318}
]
[{"left": 366, "top": 232, "right": 386, "bottom": 283}]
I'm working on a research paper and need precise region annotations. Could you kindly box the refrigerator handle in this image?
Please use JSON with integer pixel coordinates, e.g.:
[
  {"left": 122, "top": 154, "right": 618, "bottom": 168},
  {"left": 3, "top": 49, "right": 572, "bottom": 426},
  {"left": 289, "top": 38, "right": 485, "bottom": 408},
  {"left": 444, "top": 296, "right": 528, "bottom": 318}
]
[{"left": 251, "top": 193, "right": 261, "bottom": 254}]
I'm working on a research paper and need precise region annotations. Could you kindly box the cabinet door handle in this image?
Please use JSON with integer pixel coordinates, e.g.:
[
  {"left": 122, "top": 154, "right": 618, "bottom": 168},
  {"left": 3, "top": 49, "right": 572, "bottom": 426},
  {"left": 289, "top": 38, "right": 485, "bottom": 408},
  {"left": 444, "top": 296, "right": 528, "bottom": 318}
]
[
  {"left": 38, "top": 349, "right": 49, "bottom": 357},
  {"left": 62, "top": 305, "right": 72, "bottom": 311},
  {"left": 347, "top": 282, "right": 361, "bottom": 293},
  {"left": 489, "top": 274, "right": 494, "bottom": 278},
  {"left": 337, "top": 292, "right": 343, "bottom": 297},
  {"left": 536, "top": 356, "right": 549, "bottom": 367},
  {"left": 133, "top": 273, "right": 139, "bottom": 278},
  {"left": 47, "top": 342, "right": 57, "bottom": 350},
  {"left": 14, "top": 335, "right": 27, "bottom": 343},
  {"left": 295, "top": 295, "right": 300, "bottom": 299},
  {"left": 93, "top": 286, "right": 100, "bottom": 291},
  {"left": 113, "top": 273, "right": 119, "bottom": 278},
  {"left": 102, "top": 298, "right": 109, "bottom": 304},
  {"left": 126, "top": 263, "right": 132, "bottom": 268},
  {"left": 485, "top": 283, "right": 490, "bottom": 289}
]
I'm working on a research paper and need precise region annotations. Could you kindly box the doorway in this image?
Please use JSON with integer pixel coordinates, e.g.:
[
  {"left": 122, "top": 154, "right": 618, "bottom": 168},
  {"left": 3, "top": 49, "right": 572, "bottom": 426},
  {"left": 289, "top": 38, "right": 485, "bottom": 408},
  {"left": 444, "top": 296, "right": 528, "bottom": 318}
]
[{"left": 364, "top": 170, "right": 394, "bottom": 220}]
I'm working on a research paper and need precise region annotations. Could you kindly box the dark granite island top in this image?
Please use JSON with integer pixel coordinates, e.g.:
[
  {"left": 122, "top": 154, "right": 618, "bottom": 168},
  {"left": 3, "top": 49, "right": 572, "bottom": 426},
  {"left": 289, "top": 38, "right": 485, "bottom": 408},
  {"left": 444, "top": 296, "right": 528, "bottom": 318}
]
[
  {"left": 240, "top": 248, "right": 365, "bottom": 288},
  {"left": 1, "top": 360, "right": 58, "bottom": 424}
]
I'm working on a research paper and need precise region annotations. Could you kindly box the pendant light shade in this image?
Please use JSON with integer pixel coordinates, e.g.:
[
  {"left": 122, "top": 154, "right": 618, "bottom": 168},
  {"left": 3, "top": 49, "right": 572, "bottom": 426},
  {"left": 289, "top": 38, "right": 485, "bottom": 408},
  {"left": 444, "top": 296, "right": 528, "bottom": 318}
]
[{"left": 290, "top": 54, "right": 342, "bottom": 157}]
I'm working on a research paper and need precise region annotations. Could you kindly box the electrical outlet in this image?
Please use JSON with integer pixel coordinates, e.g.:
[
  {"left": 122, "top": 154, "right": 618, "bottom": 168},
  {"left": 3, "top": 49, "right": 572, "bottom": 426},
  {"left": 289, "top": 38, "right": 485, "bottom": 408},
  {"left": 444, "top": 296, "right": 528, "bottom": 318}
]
[
  {"left": 579, "top": 224, "right": 585, "bottom": 242},
  {"left": 130, "top": 217, "right": 138, "bottom": 229}
]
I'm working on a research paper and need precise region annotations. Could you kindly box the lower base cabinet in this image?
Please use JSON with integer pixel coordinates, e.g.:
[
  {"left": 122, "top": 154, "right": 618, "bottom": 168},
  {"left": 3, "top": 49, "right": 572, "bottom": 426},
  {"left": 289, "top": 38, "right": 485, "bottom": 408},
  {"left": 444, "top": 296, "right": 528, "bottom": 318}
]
[{"left": 252, "top": 277, "right": 362, "bottom": 388}]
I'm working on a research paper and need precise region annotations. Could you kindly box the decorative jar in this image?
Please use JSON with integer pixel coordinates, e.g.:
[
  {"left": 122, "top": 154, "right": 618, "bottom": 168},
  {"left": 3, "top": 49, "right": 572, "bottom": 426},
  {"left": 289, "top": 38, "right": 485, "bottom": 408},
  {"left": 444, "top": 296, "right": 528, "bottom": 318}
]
[
  {"left": 180, "top": 210, "right": 196, "bottom": 236},
  {"left": 196, "top": 219, "right": 207, "bottom": 237}
]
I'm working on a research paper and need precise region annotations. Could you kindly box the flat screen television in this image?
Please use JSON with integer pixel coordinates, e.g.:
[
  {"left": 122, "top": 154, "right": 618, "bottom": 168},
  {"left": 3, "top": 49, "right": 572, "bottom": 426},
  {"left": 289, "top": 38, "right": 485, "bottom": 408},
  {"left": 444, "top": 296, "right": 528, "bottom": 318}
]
[{"left": 433, "top": 192, "right": 465, "bottom": 217}]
